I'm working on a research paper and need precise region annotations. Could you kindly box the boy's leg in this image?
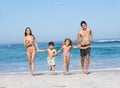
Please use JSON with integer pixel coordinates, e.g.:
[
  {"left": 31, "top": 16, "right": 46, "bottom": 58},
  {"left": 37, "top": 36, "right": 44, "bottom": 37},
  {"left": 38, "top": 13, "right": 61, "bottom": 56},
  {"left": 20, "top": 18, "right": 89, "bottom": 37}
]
[{"left": 51, "top": 65, "right": 55, "bottom": 75}]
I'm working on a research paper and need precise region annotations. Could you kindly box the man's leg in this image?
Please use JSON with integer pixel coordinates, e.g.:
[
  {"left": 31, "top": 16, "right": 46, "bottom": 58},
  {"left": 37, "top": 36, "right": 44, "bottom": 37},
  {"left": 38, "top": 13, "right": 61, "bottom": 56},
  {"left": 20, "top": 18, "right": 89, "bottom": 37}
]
[
  {"left": 85, "top": 48, "right": 91, "bottom": 74},
  {"left": 85, "top": 54, "right": 90, "bottom": 73},
  {"left": 81, "top": 56, "right": 85, "bottom": 74}
]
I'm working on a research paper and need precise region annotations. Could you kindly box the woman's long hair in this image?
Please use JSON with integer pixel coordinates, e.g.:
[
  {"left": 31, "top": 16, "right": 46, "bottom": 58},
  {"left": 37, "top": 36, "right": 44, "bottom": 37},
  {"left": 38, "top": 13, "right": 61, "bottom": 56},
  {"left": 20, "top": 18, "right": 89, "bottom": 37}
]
[{"left": 25, "top": 27, "right": 33, "bottom": 36}]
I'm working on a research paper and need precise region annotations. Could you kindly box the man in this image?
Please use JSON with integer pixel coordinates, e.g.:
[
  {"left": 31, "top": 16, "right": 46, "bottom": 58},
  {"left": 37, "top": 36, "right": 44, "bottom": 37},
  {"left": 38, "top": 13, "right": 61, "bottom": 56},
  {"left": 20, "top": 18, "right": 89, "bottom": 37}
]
[{"left": 76, "top": 21, "right": 94, "bottom": 74}]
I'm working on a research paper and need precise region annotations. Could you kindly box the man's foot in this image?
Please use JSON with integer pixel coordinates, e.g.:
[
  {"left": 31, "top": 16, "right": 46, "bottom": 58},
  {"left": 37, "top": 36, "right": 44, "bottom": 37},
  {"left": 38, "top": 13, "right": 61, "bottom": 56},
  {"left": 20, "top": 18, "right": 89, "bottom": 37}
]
[
  {"left": 81, "top": 70, "right": 85, "bottom": 74},
  {"left": 85, "top": 71, "right": 90, "bottom": 74}
]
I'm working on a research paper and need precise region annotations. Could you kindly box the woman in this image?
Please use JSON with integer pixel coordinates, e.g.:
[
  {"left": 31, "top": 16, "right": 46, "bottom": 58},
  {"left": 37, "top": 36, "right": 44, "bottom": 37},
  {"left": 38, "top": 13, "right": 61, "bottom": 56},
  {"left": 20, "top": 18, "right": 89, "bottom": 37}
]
[{"left": 24, "top": 27, "right": 39, "bottom": 75}]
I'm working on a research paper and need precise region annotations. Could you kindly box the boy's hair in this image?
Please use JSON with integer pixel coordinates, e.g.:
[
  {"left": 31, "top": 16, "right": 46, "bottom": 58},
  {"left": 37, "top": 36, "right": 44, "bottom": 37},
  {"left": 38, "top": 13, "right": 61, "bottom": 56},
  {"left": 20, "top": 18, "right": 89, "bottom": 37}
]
[
  {"left": 48, "top": 42, "right": 54, "bottom": 46},
  {"left": 80, "top": 21, "right": 87, "bottom": 26},
  {"left": 64, "top": 38, "right": 72, "bottom": 46}
]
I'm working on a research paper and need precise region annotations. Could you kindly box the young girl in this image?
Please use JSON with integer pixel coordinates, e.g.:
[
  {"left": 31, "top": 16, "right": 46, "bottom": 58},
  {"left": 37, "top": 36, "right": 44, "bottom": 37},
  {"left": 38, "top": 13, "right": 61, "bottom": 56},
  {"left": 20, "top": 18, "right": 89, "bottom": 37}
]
[{"left": 57, "top": 38, "right": 77, "bottom": 74}]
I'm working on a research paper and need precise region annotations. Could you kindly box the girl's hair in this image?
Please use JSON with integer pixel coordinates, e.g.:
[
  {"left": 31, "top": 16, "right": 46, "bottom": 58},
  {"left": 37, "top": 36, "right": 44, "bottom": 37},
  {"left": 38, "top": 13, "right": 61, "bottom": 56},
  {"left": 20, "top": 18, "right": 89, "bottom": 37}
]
[
  {"left": 64, "top": 38, "right": 72, "bottom": 46},
  {"left": 25, "top": 27, "right": 33, "bottom": 36}
]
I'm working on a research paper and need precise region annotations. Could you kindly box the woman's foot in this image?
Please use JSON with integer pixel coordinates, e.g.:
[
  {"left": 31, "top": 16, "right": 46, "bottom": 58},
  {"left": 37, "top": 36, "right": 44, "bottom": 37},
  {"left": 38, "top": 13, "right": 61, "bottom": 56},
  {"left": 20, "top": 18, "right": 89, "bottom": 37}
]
[{"left": 51, "top": 72, "right": 55, "bottom": 75}]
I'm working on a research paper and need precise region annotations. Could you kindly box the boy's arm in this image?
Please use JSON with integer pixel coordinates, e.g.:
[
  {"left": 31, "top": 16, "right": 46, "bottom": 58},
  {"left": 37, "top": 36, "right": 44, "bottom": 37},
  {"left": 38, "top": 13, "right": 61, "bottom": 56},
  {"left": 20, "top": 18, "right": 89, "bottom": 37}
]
[
  {"left": 37, "top": 49, "right": 48, "bottom": 52},
  {"left": 54, "top": 49, "right": 58, "bottom": 56}
]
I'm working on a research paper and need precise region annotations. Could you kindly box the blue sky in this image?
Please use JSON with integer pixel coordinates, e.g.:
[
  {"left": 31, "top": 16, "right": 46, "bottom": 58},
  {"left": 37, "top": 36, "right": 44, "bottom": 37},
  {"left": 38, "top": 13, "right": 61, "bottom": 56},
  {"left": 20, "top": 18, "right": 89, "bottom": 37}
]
[{"left": 0, "top": 0, "right": 120, "bottom": 44}]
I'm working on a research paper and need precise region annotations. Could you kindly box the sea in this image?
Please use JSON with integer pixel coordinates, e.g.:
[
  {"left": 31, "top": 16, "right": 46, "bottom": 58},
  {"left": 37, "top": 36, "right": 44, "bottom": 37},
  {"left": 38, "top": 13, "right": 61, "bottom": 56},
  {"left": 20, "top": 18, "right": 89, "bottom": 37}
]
[{"left": 0, "top": 39, "right": 120, "bottom": 74}]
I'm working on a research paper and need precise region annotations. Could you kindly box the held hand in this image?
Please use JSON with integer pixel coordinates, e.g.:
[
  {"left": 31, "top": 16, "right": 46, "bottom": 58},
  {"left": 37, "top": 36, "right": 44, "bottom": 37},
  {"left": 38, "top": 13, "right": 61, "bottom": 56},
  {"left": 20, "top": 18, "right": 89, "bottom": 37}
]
[
  {"left": 54, "top": 53, "right": 58, "bottom": 56},
  {"left": 37, "top": 49, "right": 41, "bottom": 52},
  {"left": 77, "top": 44, "right": 81, "bottom": 48}
]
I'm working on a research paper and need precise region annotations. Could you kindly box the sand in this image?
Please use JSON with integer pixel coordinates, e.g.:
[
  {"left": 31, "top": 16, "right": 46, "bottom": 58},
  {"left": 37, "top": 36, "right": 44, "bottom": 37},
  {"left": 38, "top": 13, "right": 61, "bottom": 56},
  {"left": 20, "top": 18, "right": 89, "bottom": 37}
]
[{"left": 0, "top": 70, "right": 120, "bottom": 88}]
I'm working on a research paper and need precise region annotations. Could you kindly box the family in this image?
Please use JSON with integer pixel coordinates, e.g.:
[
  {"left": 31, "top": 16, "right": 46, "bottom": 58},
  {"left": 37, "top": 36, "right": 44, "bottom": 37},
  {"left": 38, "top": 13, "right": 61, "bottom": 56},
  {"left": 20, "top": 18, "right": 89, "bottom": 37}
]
[{"left": 24, "top": 21, "right": 94, "bottom": 75}]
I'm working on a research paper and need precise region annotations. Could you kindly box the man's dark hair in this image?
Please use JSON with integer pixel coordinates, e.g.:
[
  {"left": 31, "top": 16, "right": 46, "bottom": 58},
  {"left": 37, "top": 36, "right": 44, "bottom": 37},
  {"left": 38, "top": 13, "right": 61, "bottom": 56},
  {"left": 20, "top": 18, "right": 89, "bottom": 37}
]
[
  {"left": 80, "top": 21, "right": 87, "bottom": 26},
  {"left": 48, "top": 42, "right": 54, "bottom": 46}
]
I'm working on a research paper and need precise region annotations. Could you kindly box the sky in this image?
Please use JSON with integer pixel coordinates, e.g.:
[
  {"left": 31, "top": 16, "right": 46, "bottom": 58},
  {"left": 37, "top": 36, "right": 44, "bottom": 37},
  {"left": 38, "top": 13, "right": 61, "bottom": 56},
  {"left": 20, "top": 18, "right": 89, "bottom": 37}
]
[{"left": 0, "top": 0, "right": 120, "bottom": 44}]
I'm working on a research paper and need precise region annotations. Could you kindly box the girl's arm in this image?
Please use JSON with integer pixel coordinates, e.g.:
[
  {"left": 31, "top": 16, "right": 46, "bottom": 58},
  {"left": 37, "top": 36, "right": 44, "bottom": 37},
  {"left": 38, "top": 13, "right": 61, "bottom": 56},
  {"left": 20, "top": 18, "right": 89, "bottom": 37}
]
[
  {"left": 72, "top": 45, "right": 90, "bottom": 49},
  {"left": 72, "top": 46, "right": 78, "bottom": 49},
  {"left": 57, "top": 46, "right": 63, "bottom": 54}
]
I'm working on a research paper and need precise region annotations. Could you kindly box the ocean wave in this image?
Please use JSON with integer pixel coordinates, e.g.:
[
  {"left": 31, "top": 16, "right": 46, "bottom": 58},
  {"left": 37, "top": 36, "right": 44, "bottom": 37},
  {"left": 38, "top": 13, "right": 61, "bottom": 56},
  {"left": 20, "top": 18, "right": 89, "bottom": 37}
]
[{"left": 95, "top": 39, "right": 120, "bottom": 43}]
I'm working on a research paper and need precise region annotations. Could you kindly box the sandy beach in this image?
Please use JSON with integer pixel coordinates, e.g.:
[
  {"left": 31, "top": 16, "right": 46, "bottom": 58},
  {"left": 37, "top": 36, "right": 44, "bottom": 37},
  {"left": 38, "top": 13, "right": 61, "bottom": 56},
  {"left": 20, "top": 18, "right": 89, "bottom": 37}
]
[{"left": 0, "top": 70, "right": 120, "bottom": 88}]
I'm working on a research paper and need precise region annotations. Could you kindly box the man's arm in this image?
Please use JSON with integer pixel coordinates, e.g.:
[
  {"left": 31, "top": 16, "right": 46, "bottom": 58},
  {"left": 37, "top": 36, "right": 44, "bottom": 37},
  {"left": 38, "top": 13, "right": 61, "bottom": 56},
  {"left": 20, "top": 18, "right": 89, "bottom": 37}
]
[
  {"left": 90, "top": 29, "right": 94, "bottom": 42},
  {"left": 76, "top": 31, "right": 81, "bottom": 47}
]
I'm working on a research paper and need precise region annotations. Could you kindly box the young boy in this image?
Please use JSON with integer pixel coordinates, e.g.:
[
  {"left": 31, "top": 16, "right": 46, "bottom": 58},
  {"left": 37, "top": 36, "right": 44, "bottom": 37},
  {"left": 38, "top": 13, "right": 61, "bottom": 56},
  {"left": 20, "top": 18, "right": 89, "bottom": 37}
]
[{"left": 38, "top": 42, "right": 57, "bottom": 75}]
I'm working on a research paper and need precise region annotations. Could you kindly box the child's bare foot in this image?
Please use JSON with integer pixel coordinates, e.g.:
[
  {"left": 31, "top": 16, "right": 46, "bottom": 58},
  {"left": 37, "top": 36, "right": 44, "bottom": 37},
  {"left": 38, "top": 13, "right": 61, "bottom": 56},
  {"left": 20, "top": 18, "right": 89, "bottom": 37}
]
[{"left": 31, "top": 72, "right": 35, "bottom": 76}]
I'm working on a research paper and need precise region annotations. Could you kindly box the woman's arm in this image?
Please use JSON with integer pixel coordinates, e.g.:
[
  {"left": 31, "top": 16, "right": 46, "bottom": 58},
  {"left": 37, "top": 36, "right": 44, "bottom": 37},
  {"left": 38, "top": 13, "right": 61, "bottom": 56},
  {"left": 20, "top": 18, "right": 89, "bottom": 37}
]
[
  {"left": 37, "top": 49, "right": 48, "bottom": 52},
  {"left": 24, "top": 37, "right": 30, "bottom": 46},
  {"left": 33, "top": 36, "right": 40, "bottom": 50}
]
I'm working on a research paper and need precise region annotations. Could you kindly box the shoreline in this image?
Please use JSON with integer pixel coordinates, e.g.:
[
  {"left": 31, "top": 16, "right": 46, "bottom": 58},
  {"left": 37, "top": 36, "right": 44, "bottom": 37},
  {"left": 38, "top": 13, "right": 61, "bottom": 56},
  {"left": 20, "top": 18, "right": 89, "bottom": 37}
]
[
  {"left": 0, "top": 68, "right": 120, "bottom": 75},
  {"left": 0, "top": 70, "right": 120, "bottom": 88}
]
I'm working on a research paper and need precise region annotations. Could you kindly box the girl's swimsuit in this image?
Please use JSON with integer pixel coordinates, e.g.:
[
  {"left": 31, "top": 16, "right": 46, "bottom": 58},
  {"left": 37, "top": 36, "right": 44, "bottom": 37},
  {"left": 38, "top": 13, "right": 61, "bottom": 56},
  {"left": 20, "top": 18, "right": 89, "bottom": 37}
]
[{"left": 63, "top": 46, "right": 71, "bottom": 56}]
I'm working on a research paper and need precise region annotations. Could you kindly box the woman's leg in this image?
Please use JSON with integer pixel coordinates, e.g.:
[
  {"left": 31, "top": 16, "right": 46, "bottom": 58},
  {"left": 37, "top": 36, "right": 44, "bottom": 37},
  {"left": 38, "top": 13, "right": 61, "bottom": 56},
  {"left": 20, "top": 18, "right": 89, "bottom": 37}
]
[
  {"left": 31, "top": 50, "right": 36, "bottom": 75},
  {"left": 26, "top": 51, "right": 32, "bottom": 74}
]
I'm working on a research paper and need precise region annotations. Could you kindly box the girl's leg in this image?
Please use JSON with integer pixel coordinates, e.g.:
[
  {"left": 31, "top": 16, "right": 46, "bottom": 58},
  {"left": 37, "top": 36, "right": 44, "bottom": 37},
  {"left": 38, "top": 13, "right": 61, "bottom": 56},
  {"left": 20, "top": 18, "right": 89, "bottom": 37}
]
[
  {"left": 66, "top": 55, "right": 70, "bottom": 73},
  {"left": 63, "top": 55, "right": 67, "bottom": 74},
  {"left": 31, "top": 50, "right": 36, "bottom": 75}
]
